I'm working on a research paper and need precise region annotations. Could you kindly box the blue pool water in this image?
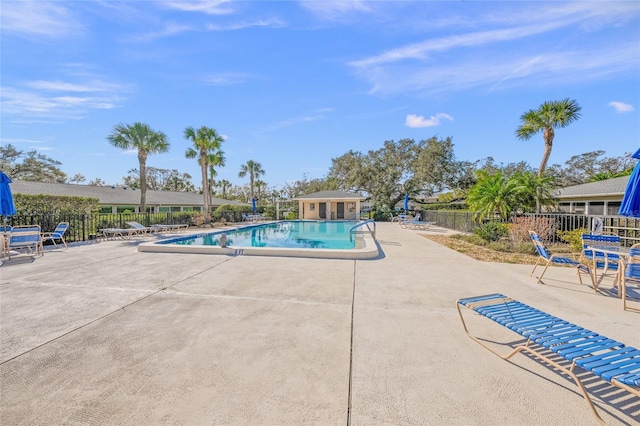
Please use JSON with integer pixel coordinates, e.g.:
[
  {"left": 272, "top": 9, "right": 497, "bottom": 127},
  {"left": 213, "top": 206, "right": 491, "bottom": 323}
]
[{"left": 160, "top": 220, "right": 359, "bottom": 249}]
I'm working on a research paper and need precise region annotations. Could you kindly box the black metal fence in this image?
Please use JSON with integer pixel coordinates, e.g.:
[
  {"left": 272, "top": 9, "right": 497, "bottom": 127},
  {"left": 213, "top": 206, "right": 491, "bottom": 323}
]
[
  {"left": 6, "top": 212, "right": 197, "bottom": 243},
  {"left": 420, "top": 210, "right": 640, "bottom": 246}
]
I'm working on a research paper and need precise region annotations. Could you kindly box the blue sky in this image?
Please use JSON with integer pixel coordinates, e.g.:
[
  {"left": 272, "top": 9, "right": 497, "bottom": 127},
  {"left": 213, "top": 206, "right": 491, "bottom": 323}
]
[{"left": 1, "top": 0, "right": 639, "bottom": 191}]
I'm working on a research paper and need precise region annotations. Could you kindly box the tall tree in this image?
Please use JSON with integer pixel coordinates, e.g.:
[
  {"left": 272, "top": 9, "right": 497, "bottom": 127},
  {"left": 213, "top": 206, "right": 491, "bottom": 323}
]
[
  {"left": 69, "top": 173, "right": 86, "bottom": 184},
  {"left": 254, "top": 179, "right": 267, "bottom": 202},
  {"left": 238, "top": 160, "right": 265, "bottom": 203},
  {"left": 207, "top": 150, "right": 226, "bottom": 202},
  {"left": 515, "top": 98, "right": 582, "bottom": 177},
  {"left": 515, "top": 98, "right": 581, "bottom": 212},
  {"left": 328, "top": 137, "right": 458, "bottom": 209},
  {"left": 123, "top": 167, "right": 194, "bottom": 192},
  {"left": 0, "top": 144, "right": 67, "bottom": 182},
  {"left": 546, "top": 150, "right": 635, "bottom": 187},
  {"left": 88, "top": 178, "right": 106, "bottom": 186},
  {"left": 107, "top": 122, "right": 169, "bottom": 212},
  {"left": 215, "top": 179, "right": 232, "bottom": 199},
  {"left": 184, "top": 126, "right": 224, "bottom": 222}
]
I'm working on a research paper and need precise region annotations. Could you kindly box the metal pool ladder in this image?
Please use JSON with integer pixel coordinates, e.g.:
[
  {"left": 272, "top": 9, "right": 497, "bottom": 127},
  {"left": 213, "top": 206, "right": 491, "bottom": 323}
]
[{"left": 349, "top": 220, "right": 376, "bottom": 243}]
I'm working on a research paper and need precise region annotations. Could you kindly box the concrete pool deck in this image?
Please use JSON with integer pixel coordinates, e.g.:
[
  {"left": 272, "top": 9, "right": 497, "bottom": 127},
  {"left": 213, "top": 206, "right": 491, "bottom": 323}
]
[{"left": 1, "top": 222, "right": 638, "bottom": 425}]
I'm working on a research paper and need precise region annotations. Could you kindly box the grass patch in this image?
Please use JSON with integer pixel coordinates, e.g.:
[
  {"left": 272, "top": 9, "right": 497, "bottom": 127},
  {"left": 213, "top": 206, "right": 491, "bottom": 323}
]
[{"left": 419, "top": 233, "right": 574, "bottom": 265}]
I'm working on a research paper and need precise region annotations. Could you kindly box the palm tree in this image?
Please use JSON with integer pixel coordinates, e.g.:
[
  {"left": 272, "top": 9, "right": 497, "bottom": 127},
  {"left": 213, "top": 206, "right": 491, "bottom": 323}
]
[
  {"left": 513, "top": 171, "right": 556, "bottom": 213},
  {"left": 254, "top": 179, "right": 267, "bottom": 202},
  {"left": 516, "top": 98, "right": 582, "bottom": 177},
  {"left": 184, "top": 126, "right": 224, "bottom": 222},
  {"left": 207, "top": 150, "right": 226, "bottom": 201},
  {"left": 217, "top": 179, "right": 232, "bottom": 199},
  {"left": 238, "top": 160, "right": 265, "bottom": 203},
  {"left": 107, "top": 122, "right": 169, "bottom": 212},
  {"left": 466, "top": 170, "right": 523, "bottom": 221},
  {"left": 516, "top": 98, "right": 581, "bottom": 212}
]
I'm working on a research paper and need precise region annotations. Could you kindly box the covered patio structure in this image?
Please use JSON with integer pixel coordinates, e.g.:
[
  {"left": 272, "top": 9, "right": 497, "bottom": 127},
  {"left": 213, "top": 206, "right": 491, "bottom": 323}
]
[{"left": 293, "top": 190, "right": 364, "bottom": 220}]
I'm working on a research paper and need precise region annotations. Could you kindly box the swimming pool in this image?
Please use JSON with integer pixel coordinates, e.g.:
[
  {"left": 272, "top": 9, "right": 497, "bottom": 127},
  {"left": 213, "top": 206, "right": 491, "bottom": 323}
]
[{"left": 138, "top": 220, "right": 379, "bottom": 259}]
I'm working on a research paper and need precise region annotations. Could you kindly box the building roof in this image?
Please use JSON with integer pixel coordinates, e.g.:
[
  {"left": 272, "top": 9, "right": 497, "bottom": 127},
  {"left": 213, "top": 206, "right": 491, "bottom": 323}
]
[
  {"left": 553, "top": 176, "right": 629, "bottom": 199},
  {"left": 9, "top": 180, "right": 247, "bottom": 207},
  {"left": 292, "top": 190, "right": 365, "bottom": 200}
]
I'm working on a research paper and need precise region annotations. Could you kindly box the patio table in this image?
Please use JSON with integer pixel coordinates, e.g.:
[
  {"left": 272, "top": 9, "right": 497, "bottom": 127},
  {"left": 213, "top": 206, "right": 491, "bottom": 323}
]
[{"left": 586, "top": 244, "right": 630, "bottom": 295}]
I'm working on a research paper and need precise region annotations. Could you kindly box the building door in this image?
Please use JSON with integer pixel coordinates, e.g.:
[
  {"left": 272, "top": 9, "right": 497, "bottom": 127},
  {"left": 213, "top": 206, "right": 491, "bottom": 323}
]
[
  {"left": 319, "top": 202, "right": 326, "bottom": 219},
  {"left": 337, "top": 202, "right": 345, "bottom": 219}
]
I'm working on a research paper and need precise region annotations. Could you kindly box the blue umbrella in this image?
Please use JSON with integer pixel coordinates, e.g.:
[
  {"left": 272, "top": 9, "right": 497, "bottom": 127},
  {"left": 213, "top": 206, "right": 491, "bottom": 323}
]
[
  {"left": 403, "top": 194, "right": 409, "bottom": 211},
  {"left": 251, "top": 197, "right": 257, "bottom": 213},
  {"left": 618, "top": 148, "right": 640, "bottom": 217},
  {"left": 0, "top": 172, "right": 16, "bottom": 228}
]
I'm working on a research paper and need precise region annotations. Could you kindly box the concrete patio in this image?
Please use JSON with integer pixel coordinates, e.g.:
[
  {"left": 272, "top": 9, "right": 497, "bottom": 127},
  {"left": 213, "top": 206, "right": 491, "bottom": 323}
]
[{"left": 1, "top": 222, "right": 638, "bottom": 425}]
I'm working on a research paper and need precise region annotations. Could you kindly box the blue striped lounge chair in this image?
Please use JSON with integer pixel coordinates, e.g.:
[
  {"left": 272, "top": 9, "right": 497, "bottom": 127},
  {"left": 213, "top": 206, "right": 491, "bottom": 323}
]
[
  {"left": 41, "top": 222, "right": 69, "bottom": 249},
  {"left": 7, "top": 225, "right": 44, "bottom": 259},
  {"left": 622, "top": 243, "right": 640, "bottom": 312},
  {"left": 457, "top": 293, "right": 640, "bottom": 424},
  {"left": 528, "top": 231, "right": 592, "bottom": 287}
]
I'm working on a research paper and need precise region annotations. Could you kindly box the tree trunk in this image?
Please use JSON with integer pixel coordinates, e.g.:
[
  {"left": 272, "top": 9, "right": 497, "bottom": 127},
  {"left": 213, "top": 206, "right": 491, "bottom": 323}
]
[
  {"left": 139, "top": 153, "right": 147, "bottom": 213},
  {"left": 536, "top": 127, "right": 555, "bottom": 213},
  {"left": 200, "top": 155, "right": 209, "bottom": 223},
  {"left": 250, "top": 174, "right": 255, "bottom": 203},
  {"left": 538, "top": 127, "right": 554, "bottom": 177}
]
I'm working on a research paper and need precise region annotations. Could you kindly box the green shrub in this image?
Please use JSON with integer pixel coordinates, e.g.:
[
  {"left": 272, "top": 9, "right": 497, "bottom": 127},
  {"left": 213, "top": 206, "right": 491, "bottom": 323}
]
[
  {"left": 556, "top": 228, "right": 587, "bottom": 252},
  {"left": 212, "top": 204, "right": 252, "bottom": 222},
  {"left": 15, "top": 193, "right": 99, "bottom": 214},
  {"left": 512, "top": 241, "right": 537, "bottom": 255},
  {"left": 473, "top": 221, "right": 510, "bottom": 242}
]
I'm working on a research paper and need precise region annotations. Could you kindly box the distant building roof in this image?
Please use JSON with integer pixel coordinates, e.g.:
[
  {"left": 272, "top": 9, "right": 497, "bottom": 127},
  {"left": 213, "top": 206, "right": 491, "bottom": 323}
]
[
  {"left": 292, "top": 190, "right": 365, "bottom": 200},
  {"left": 10, "top": 180, "right": 247, "bottom": 207},
  {"left": 553, "top": 176, "right": 629, "bottom": 200}
]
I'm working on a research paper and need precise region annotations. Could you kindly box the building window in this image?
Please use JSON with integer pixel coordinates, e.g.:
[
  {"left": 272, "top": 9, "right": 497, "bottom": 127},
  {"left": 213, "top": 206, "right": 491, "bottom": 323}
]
[
  {"left": 116, "top": 206, "right": 136, "bottom": 213},
  {"left": 158, "top": 207, "right": 171, "bottom": 213},
  {"left": 588, "top": 202, "right": 604, "bottom": 216},
  {"left": 171, "top": 206, "right": 182, "bottom": 212},
  {"left": 558, "top": 203, "right": 571, "bottom": 213},
  {"left": 607, "top": 202, "right": 621, "bottom": 216},
  {"left": 99, "top": 206, "right": 113, "bottom": 213},
  {"left": 573, "top": 203, "right": 586, "bottom": 214}
]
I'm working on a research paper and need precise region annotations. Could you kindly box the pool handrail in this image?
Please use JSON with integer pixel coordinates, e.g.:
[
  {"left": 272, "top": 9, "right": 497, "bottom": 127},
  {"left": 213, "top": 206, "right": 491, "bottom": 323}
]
[{"left": 350, "top": 220, "right": 376, "bottom": 242}]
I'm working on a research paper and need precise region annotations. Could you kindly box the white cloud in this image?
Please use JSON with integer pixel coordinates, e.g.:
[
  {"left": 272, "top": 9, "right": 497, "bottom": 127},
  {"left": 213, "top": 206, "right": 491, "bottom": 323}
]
[
  {"left": 1, "top": 86, "right": 121, "bottom": 120},
  {"left": 354, "top": 41, "right": 639, "bottom": 96},
  {"left": 609, "top": 101, "right": 634, "bottom": 113},
  {"left": 405, "top": 113, "right": 453, "bottom": 128},
  {"left": 301, "top": 0, "right": 372, "bottom": 19},
  {"left": 348, "top": 2, "right": 640, "bottom": 95},
  {"left": 204, "top": 73, "right": 251, "bottom": 86},
  {"left": 205, "top": 18, "right": 285, "bottom": 31},
  {"left": 160, "top": 0, "right": 235, "bottom": 15},
  {"left": 0, "top": 1, "right": 82, "bottom": 37},
  {"left": 27, "top": 80, "right": 121, "bottom": 93}
]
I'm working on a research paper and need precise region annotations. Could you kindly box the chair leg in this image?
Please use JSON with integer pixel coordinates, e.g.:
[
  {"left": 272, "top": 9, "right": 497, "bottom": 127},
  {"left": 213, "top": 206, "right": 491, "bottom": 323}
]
[
  {"left": 530, "top": 258, "right": 542, "bottom": 277},
  {"left": 537, "top": 261, "right": 552, "bottom": 284}
]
